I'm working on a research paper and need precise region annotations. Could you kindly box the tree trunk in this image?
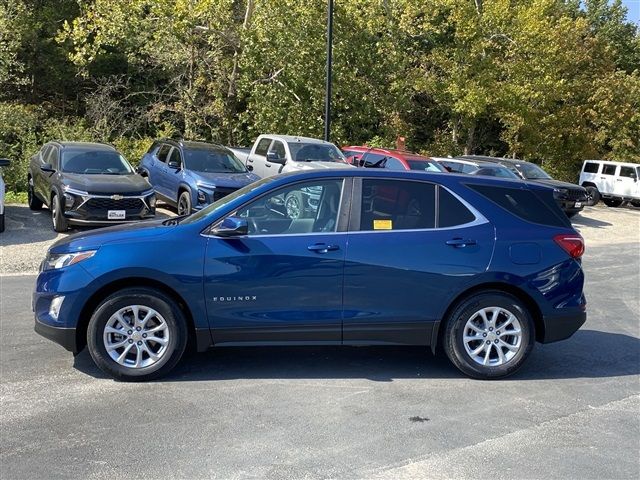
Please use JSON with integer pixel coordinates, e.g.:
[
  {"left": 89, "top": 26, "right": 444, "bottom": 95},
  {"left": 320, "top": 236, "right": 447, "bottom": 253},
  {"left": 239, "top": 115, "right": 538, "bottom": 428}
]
[{"left": 464, "top": 120, "right": 476, "bottom": 155}]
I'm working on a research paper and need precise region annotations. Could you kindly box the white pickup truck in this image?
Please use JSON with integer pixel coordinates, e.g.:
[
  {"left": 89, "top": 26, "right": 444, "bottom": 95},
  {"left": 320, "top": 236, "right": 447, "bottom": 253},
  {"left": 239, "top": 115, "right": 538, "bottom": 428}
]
[{"left": 229, "top": 134, "right": 355, "bottom": 179}]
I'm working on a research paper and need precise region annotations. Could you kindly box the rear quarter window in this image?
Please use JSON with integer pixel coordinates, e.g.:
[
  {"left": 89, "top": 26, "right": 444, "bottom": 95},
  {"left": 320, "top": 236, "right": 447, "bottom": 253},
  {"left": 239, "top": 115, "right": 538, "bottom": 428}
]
[
  {"left": 438, "top": 187, "right": 476, "bottom": 227},
  {"left": 468, "top": 184, "right": 570, "bottom": 228}
]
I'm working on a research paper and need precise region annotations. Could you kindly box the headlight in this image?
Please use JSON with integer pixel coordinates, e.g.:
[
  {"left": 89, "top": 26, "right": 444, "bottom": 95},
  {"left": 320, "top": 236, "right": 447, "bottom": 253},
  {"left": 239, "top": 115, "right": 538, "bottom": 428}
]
[
  {"left": 43, "top": 250, "right": 97, "bottom": 270},
  {"left": 553, "top": 188, "right": 568, "bottom": 199},
  {"left": 197, "top": 189, "right": 207, "bottom": 203}
]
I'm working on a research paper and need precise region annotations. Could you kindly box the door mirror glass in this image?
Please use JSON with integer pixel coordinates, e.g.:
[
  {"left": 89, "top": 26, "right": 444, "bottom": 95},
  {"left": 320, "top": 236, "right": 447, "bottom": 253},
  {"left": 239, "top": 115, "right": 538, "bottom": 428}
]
[
  {"left": 266, "top": 151, "right": 285, "bottom": 164},
  {"left": 212, "top": 216, "right": 248, "bottom": 237},
  {"left": 40, "top": 163, "right": 55, "bottom": 173}
]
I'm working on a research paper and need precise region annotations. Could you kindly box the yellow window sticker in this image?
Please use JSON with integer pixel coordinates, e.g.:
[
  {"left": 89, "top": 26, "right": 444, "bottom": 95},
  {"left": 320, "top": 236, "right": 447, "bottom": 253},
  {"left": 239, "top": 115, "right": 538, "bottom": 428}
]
[{"left": 373, "top": 219, "right": 393, "bottom": 230}]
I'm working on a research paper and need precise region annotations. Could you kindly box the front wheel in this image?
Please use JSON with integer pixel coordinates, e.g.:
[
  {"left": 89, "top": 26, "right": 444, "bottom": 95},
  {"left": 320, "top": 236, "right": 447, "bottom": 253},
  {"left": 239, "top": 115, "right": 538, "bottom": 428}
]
[
  {"left": 602, "top": 198, "right": 623, "bottom": 208},
  {"left": 584, "top": 186, "right": 600, "bottom": 206},
  {"left": 87, "top": 287, "right": 187, "bottom": 381},
  {"left": 51, "top": 193, "right": 68, "bottom": 232},
  {"left": 443, "top": 291, "right": 535, "bottom": 379},
  {"left": 28, "top": 177, "right": 43, "bottom": 210},
  {"left": 177, "top": 190, "right": 192, "bottom": 216}
]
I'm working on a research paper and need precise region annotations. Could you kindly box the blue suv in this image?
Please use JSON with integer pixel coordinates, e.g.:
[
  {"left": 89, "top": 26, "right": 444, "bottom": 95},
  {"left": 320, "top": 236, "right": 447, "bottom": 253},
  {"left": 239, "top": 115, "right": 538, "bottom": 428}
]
[
  {"left": 33, "top": 170, "right": 586, "bottom": 381},
  {"left": 139, "top": 140, "right": 259, "bottom": 215}
]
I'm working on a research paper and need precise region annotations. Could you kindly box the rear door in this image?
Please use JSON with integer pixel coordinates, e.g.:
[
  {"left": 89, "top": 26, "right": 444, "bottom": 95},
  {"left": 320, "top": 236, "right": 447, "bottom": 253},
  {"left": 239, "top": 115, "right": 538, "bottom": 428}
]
[
  {"left": 150, "top": 144, "right": 171, "bottom": 197},
  {"left": 162, "top": 147, "right": 183, "bottom": 202},
  {"left": 343, "top": 178, "right": 494, "bottom": 345},
  {"left": 614, "top": 166, "right": 638, "bottom": 198}
]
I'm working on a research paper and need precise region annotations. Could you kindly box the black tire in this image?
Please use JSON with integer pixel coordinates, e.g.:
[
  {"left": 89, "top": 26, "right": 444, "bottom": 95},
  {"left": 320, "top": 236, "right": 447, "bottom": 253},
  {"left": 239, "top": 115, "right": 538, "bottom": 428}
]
[
  {"left": 443, "top": 291, "right": 535, "bottom": 379},
  {"left": 28, "top": 177, "right": 43, "bottom": 210},
  {"left": 51, "top": 193, "right": 68, "bottom": 232},
  {"left": 0, "top": 211, "right": 4, "bottom": 233},
  {"left": 584, "top": 186, "right": 600, "bottom": 206},
  {"left": 602, "top": 198, "right": 623, "bottom": 208},
  {"left": 285, "top": 191, "right": 304, "bottom": 219},
  {"left": 631, "top": 200, "right": 640, "bottom": 208},
  {"left": 87, "top": 287, "right": 188, "bottom": 381},
  {"left": 177, "top": 190, "right": 192, "bottom": 216}
]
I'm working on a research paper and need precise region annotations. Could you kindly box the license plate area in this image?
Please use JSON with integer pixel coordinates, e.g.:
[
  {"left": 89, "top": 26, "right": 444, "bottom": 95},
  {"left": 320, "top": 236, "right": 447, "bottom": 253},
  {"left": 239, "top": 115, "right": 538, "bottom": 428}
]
[
  {"left": 574, "top": 202, "right": 582, "bottom": 208},
  {"left": 108, "top": 210, "right": 126, "bottom": 220}
]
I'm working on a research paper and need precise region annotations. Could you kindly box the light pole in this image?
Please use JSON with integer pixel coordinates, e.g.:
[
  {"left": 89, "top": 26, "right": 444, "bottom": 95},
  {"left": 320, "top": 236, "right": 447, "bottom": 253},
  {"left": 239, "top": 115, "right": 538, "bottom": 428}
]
[{"left": 324, "top": 0, "right": 334, "bottom": 142}]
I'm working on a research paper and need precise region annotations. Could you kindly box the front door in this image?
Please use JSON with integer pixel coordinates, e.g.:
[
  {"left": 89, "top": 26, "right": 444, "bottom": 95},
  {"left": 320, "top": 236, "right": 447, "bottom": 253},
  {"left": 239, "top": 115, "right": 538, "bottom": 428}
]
[
  {"left": 203, "top": 178, "right": 348, "bottom": 344},
  {"left": 614, "top": 166, "right": 639, "bottom": 198},
  {"left": 343, "top": 178, "right": 495, "bottom": 345}
]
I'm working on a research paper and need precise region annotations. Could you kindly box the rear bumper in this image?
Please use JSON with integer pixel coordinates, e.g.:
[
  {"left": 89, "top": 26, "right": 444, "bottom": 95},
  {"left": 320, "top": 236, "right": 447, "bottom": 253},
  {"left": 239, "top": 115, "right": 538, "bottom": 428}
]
[
  {"left": 540, "top": 309, "right": 586, "bottom": 343},
  {"left": 34, "top": 317, "right": 78, "bottom": 353}
]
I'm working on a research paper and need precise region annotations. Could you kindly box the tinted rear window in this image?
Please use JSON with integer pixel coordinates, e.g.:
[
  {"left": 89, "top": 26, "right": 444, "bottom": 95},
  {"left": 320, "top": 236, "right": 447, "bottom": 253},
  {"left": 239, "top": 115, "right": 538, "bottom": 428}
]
[
  {"left": 469, "top": 184, "right": 569, "bottom": 227},
  {"left": 602, "top": 164, "right": 616, "bottom": 175},
  {"left": 583, "top": 162, "right": 599, "bottom": 173}
]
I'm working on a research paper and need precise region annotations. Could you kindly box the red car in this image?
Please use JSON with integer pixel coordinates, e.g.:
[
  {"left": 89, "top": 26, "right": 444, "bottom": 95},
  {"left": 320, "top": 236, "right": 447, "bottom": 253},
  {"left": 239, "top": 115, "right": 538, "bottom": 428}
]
[{"left": 341, "top": 146, "right": 446, "bottom": 173}]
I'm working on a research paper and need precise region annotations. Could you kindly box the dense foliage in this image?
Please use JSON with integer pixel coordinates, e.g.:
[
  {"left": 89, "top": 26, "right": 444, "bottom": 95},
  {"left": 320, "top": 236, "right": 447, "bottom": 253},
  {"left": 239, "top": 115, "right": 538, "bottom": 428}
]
[{"left": 1, "top": 0, "right": 639, "bottom": 191}]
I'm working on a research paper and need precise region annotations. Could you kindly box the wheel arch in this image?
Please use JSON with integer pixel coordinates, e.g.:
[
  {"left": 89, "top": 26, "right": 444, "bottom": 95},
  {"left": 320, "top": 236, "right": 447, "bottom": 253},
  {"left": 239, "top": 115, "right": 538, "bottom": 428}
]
[
  {"left": 76, "top": 277, "right": 202, "bottom": 354},
  {"left": 431, "top": 282, "right": 544, "bottom": 353},
  {"left": 581, "top": 181, "right": 598, "bottom": 189}
]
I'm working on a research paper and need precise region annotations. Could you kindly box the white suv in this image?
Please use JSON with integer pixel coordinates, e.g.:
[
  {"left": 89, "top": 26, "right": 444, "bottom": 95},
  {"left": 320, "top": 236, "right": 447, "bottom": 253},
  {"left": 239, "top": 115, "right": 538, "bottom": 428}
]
[
  {"left": 579, "top": 160, "right": 640, "bottom": 207},
  {"left": 0, "top": 158, "right": 10, "bottom": 233}
]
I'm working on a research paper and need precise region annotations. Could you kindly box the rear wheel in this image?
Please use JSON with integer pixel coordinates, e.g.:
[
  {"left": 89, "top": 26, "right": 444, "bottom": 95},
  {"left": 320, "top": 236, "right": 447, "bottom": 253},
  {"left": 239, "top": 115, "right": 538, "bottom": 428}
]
[
  {"left": 584, "top": 186, "right": 600, "bottom": 206},
  {"left": 602, "top": 198, "right": 623, "bottom": 208},
  {"left": 28, "top": 177, "right": 43, "bottom": 210},
  {"left": 443, "top": 291, "right": 535, "bottom": 379},
  {"left": 87, "top": 287, "right": 187, "bottom": 381},
  {"left": 177, "top": 190, "right": 192, "bottom": 216},
  {"left": 51, "top": 193, "right": 68, "bottom": 232}
]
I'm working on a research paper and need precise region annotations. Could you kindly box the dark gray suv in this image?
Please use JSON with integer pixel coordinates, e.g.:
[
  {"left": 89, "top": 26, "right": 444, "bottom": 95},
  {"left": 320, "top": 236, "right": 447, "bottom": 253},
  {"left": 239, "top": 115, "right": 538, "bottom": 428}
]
[{"left": 28, "top": 141, "right": 156, "bottom": 232}]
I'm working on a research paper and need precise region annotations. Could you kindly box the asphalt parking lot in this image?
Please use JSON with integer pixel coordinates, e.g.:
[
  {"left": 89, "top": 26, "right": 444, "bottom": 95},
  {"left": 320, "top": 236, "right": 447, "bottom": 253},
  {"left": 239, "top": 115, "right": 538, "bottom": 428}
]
[{"left": 1, "top": 204, "right": 639, "bottom": 479}]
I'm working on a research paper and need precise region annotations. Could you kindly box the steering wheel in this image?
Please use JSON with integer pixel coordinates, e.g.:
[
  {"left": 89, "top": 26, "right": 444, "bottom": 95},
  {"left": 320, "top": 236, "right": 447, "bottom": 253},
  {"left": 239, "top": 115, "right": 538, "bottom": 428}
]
[{"left": 248, "top": 217, "right": 260, "bottom": 235}]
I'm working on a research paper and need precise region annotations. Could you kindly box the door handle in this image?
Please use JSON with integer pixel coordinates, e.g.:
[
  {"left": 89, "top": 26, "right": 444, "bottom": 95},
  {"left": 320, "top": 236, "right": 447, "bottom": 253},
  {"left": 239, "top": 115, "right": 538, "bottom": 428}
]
[
  {"left": 308, "top": 243, "right": 340, "bottom": 253},
  {"left": 616, "top": 179, "right": 622, "bottom": 182},
  {"left": 445, "top": 238, "right": 477, "bottom": 248},
  {"left": 265, "top": 163, "right": 271, "bottom": 167}
]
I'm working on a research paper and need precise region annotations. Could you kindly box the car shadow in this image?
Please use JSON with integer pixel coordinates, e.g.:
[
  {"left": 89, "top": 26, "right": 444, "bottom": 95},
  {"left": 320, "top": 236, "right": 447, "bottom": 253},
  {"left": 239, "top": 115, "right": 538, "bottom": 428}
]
[
  {"left": 72, "top": 329, "right": 639, "bottom": 382},
  {"left": 571, "top": 212, "right": 613, "bottom": 229}
]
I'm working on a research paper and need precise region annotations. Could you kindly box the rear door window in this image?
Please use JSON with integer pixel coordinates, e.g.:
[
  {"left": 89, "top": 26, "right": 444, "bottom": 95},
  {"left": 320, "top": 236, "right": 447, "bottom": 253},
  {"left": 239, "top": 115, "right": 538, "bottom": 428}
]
[
  {"left": 619, "top": 166, "right": 636, "bottom": 178},
  {"left": 359, "top": 179, "right": 436, "bottom": 230},
  {"left": 602, "top": 164, "right": 617, "bottom": 175}
]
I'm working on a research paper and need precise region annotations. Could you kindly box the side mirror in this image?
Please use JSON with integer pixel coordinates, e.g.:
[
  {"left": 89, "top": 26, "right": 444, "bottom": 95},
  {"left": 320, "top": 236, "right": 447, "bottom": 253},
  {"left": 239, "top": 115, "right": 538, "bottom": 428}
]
[
  {"left": 40, "top": 163, "right": 55, "bottom": 173},
  {"left": 212, "top": 216, "right": 248, "bottom": 237},
  {"left": 0, "top": 158, "right": 10, "bottom": 167},
  {"left": 168, "top": 160, "right": 181, "bottom": 169},
  {"left": 246, "top": 164, "right": 254, "bottom": 171},
  {"left": 266, "top": 151, "right": 285, "bottom": 165}
]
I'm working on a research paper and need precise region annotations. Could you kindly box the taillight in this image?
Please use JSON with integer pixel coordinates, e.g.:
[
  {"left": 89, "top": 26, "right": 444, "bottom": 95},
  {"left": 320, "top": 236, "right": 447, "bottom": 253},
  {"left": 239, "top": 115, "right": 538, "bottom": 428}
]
[{"left": 554, "top": 234, "right": 585, "bottom": 259}]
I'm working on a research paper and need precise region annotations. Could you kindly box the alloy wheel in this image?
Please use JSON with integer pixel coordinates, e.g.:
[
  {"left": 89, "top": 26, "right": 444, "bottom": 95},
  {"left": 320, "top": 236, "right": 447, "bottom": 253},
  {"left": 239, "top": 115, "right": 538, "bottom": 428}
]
[
  {"left": 462, "top": 306, "right": 522, "bottom": 366},
  {"left": 103, "top": 305, "right": 170, "bottom": 369}
]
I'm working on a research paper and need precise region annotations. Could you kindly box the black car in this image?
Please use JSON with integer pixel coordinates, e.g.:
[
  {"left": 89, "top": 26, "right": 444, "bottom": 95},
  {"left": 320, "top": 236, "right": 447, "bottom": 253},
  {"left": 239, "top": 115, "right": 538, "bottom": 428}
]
[
  {"left": 28, "top": 141, "right": 156, "bottom": 232},
  {"left": 459, "top": 156, "right": 588, "bottom": 218}
]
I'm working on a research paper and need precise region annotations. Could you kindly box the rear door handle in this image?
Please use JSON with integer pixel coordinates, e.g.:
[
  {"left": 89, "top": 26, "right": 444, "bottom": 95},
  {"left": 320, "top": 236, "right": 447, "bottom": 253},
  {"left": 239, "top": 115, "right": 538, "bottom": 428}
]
[
  {"left": 445, "top": 238, "right": 477, "bottom": 248},
  {"left": 308, "top": 243, "right": 340, "bottom": 253}
]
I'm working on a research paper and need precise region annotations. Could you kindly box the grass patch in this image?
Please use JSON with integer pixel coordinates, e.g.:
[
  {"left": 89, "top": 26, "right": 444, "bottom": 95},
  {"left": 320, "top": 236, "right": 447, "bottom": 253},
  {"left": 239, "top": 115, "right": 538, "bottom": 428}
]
[{"left": 5, "top": 191, "right": 28, "bottom": 204}]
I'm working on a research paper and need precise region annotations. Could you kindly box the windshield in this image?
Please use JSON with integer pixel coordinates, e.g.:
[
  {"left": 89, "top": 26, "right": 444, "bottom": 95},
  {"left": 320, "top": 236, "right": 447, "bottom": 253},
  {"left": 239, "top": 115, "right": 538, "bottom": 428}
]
[
  {"left": 406, "top": 159, "right": 446, "bottom": 172},
  {"left": 184, "top": 148, "right": 247, "bottom": 173},
  {"left": 514, "top": 162, "right": 551, "bottom": 180},
  {"left": 288, "top": 143, "right": 346, "bottom": 163},
  {"left": 181, "top": 176, "right": 277, "bottom": 225},
  {"left": 61, "top": 150, "right": 133, "bottom": 175}
]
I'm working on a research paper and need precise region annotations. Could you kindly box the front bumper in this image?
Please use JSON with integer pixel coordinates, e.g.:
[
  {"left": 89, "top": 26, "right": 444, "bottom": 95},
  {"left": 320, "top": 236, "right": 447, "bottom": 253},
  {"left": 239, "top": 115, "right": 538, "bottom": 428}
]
[
  {"left": 34, "top": 318, "right": 78, "bottom": 353},
  {"left": 540, "top": 309, "right": 586, "bottom": 343}
]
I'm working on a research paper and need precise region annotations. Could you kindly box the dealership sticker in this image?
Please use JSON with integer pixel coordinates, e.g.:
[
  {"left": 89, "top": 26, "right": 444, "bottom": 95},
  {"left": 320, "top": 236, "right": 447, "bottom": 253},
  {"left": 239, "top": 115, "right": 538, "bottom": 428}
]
[{"left": 373, "top": 219, "right": 392, "bottom": 230}]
